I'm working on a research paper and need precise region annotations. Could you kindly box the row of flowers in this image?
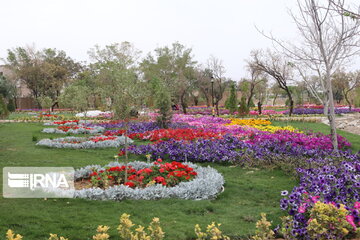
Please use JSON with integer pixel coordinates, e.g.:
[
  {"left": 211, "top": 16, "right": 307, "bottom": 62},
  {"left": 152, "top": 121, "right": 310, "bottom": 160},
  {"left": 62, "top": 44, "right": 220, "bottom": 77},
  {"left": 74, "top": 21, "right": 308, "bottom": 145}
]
[
  {"left": 36, "top": 135, "right": 133, "bottom": 149},
  {"left": 122, "top": 134, "right": 354, "bottom": 164},
  {"left": 44, "top": 120, "right": 81, "bottom": 126},
  {"left": 42, "top": 126, "right": 104, "bottom": 134}
]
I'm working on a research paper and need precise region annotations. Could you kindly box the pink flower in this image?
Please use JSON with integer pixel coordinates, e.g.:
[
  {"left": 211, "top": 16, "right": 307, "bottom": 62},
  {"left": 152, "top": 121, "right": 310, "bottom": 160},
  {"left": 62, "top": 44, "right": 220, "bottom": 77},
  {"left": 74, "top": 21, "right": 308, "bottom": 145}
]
[
  {"left": 346, "top": 215, "right": 357, "bottom": 230},
  {"left": 310, "top": 196, "right": 320, "bottom": 203},
  {"left": 298, "top": 204, "right": 307, "bottom": 213},
  {"left": 354, "top": 202, "right": 360, "bottom": 209}
]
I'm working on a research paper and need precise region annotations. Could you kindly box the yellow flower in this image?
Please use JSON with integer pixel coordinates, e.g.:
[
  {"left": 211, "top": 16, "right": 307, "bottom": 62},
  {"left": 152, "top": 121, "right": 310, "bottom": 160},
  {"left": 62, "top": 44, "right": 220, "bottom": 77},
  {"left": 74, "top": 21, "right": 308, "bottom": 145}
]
[
  {"left": 226, "top": 118, "right": 272, "bottom": 126},
  {"left": 6, "top": 230, "right": 23, "bottom": 240},
  {"left": 96, "top": 225, "right": 110, "bottom": 233}
]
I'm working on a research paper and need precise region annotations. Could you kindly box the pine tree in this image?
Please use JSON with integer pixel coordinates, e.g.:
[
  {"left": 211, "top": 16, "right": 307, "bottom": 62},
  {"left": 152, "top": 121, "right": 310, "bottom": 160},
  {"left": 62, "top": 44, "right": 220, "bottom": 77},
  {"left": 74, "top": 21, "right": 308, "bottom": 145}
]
[{"left": 225, "top": 83, "right": 237, "bottom": 114}]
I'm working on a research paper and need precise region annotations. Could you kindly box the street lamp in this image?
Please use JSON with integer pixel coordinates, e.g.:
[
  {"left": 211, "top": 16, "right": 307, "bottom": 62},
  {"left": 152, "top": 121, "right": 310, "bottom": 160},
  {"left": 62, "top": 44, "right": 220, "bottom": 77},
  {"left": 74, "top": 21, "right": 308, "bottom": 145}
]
[{"left": 211, "top": 76, "right": 215, "bottom": 117}]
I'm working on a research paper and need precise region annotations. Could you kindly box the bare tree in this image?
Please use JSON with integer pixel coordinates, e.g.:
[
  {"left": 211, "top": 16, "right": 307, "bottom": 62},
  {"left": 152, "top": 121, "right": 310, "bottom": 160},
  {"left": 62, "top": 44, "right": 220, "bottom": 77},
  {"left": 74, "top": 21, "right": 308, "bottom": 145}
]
[
  {"left": 327, "top": 0, "right": 360, "bottom": 19},
  {"left": 206, "top": 56, "right": 228, "bottom": 115},
  {"left": 241, "top": 62, "right": 266, "bottom": 109},
  {"left": 259, "top": 0, "right": 360, "bottom": 150},
  {"left": 194, "top": 68, "right": 212, "bottom": 107},
  {"left": 249, "top": 50, "right": 295, "bottom": 116}
]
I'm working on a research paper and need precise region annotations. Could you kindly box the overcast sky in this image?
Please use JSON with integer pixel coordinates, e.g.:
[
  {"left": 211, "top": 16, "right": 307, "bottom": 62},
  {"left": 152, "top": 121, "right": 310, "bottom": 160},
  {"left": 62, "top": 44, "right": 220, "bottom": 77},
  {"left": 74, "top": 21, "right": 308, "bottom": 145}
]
[{"left": 0, "top": 0, "right": 358, "bottom": 81}]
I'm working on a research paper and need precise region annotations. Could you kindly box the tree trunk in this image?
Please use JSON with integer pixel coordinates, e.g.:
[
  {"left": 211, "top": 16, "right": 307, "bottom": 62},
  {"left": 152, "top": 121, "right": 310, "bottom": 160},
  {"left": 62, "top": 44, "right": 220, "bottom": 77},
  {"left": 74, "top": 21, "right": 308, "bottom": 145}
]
[
  {"left": 272, "top": 93, "right": 278, "bottom": 106},
  {"left": 124, "top": 120, "right": 129, "bottom": 183},
  {"left": 51, "top": 101, "right": 59, "bottom": 112},
  {"left": 247, "top": 91, "right": 254, "bottom": 108},
  {"left": 257, "top": 101, "right": 262, "bottom": 115},
  {"left": 180, "top": 94, "right": 187, "bottom": 114},
  {"left": 323, "top": 100, "right": 329, "bottom": 115},
  {"left": 215, "top": 102, "right": 220, "bottom": 116},
  {"left": 285, "top": 89, "right": 294, "bottom": 116},
  {"left": 344, "top": 92, "right": 352, "bottom": 110},
  {"left": 326, "top": 73, "right": 338, "bottom": 151},
  {"left": 193, "top": 96, "right": 199, "bottom": 106}
]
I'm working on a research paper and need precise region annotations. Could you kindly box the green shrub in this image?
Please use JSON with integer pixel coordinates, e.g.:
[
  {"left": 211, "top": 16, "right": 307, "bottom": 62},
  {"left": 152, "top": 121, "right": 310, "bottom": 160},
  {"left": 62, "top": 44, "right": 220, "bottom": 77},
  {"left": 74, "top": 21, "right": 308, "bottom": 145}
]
[
  {"left": 7, "top": 98, "right": 16, "bottom": 112},
  {"left": 238, "top": 96, "right": 249, "bottom": 116},
  {"left": 0, "top": 96, "right": 9, "bottom": 119},
  {"left": 225, "top": 83, "right": 237, "bottom": 114}
]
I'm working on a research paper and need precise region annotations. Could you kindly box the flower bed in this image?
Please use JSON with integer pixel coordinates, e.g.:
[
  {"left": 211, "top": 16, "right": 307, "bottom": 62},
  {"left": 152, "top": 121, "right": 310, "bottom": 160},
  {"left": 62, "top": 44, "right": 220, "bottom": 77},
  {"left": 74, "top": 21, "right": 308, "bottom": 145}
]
[
  {"left": 227, "top": 118, "right": 272, "bottom": 126},
  {"left": 42, "top": 125, "right": 104, "bottom": 134},
  {"left": 88, "top": 159, "right": 198, "bottom": 188},
  {"left": 279, "top": 159, "right": 360, "bottom": 239},
  {"left": 128, "top": 128, "right": 224, "bottom": 142},
  {"left": 55, "top": 161, "right": 224, "bottom": 200},
  {"left": 124, "top": 134, "right": 354, "bottom": 163},
  {"left": 44, "top": 120, "right": 82, "bottom": 126},
  {"left": 284, "top": 107, "right": 360, "bottom": 115},
  {"left": 247, "top": 131, "right": 351, "bottom": 150},
  {"left": 36, "top": 135, "right": 133, "bottom": 148}
]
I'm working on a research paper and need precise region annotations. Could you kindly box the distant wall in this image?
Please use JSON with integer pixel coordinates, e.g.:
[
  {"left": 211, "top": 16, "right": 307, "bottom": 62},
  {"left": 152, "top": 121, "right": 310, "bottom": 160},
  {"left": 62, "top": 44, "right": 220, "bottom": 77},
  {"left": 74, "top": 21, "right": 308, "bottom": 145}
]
[{"left": 16, "top": 97, "right": 37, "bottom": 109}]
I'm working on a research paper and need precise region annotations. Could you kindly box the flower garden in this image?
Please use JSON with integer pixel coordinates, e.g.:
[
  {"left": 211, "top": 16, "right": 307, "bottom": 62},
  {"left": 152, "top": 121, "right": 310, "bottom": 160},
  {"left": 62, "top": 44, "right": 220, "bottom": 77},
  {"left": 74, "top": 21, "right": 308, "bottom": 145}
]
[{"left": 0, "top": 107, "right": 359, "bottom": 240}]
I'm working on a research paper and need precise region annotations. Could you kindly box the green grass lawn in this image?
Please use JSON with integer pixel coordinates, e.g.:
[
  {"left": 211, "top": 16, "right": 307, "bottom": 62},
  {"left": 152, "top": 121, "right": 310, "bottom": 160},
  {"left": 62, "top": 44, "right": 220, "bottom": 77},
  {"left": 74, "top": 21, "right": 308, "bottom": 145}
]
[{"left": 0, "top": 123, "right": 296, "bottom": 240}]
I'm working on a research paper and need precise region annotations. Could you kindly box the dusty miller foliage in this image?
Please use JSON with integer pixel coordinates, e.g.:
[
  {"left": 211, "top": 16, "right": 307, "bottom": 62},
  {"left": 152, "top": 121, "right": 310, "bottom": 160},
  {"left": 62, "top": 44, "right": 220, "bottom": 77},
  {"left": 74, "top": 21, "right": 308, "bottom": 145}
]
[{"left": 56, "top": 161, "right": 225, "bottom": 201}]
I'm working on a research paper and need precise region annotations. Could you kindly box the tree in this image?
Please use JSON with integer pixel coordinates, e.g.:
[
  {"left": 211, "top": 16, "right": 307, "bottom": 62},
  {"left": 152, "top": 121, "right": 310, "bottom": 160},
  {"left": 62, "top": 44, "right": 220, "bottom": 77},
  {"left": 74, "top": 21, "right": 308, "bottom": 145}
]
[
  {"left": 0, "top": 72, "right": 16, "bottom": 100},
  {"left": 253, "top": 79, "right": 268, "bottom": 114},
  {"left": 263, "top": 0, "right": 360, "bottom": 150},
  {"left": 4, "top": 46, "right": 81, "bottom": 108},
  {"left": 238, "top": 96, "right": 249, "bottom": 116},
  {"left": 332, "top": 70, "right": 360, "bottom": 109},
  {"left": 327, "top": 0, "right": 360, "bottom": 19},
  {"left": 59, "top": 84, "right": 89, "bottom": 114},
  {"left": 206, "top": 56, "right": 229, "bottom": 116},
  {"left": 194, "top": 68, "right": 212, "bottom": 107},
  {"left": 249, "top": 50, "right": 295, "bottom": 116},
  {"left": 270, "top": 83, "right": 285, "bottom": 106},
  {"left": 225, "top": 82, "right": 237, "bottom": 114},
  {"left": 88, "top": 42, "right": 145, "bottom": 182},
  {"left": 153, "top": 78, "right": 172, "bottom": 128},
  {"left": 0, "top": 96, "right": 9, "bottom": 119},
  {"left": 243, "top": 62, "right": 266, "bottom": 108},
  {"left": 141, "top": 42, "right": 197, "bottom": 114},
  {"left": 39, "top": 96, "right": 53, "bottom": 113}
]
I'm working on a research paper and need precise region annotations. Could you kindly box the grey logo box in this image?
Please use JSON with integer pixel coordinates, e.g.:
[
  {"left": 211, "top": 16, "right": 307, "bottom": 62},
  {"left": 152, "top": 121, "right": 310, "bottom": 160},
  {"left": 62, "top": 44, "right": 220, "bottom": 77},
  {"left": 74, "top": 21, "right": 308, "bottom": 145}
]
[{"left": 3, "top": 167, "right": 74, "bottom": 198}]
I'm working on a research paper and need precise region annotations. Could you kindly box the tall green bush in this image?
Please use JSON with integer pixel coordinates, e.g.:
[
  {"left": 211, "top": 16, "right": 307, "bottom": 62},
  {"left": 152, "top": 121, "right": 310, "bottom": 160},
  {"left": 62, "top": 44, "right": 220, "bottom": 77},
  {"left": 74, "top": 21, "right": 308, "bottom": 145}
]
[
  {"left": 0, "top": 96, "right": 9, "bottom": 119},
  {"left": 154, "top": 78, "right": 172, "bottom": 128},
  {"left": 238, "top": 96, "right": 249, "bottom": 116},
  {"left": 7, "top": 99, "right": 16, "bottom": 112},
  {"left": 225, "top": 83, "right": 237, "bottom": 114}
]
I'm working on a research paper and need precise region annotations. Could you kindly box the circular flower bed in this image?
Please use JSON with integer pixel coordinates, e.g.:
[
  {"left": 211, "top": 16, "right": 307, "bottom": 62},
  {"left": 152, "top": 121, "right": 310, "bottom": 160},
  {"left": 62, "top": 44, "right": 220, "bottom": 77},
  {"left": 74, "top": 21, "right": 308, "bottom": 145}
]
[
  {"left": 42, "top": 125, "right": 104, "bottom": 134},
  {"left": 36, "top": 135, "right": 133, "bottom": 148},
  {"left": 52, "top": 161, "right": 224, "bottom": 200}
]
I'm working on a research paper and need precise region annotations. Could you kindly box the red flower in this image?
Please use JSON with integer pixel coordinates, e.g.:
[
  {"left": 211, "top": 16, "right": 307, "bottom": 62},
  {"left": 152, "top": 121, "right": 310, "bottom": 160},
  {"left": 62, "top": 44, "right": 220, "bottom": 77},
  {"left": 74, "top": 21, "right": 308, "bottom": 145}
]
[
  {"left": 128, "top": 175, "right": 137, "bottom": 180},
  {"left": 124, "top": 182, "right": 135, "bottom": 188},
  {"left": 143, "top": 168, "right": 153, "bottom": 174},
  {"left": 154, "top": 176, "right": 165, "bottom": 183}
]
